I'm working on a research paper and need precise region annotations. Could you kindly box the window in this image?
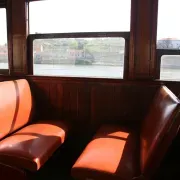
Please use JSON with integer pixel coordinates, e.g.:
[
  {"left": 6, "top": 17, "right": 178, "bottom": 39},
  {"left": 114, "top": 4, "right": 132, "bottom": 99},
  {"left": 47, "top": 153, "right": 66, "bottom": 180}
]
[
  {"left": 31, "top": 35, "right": 127, "bottom": 79},
  {"left": 0, "top": 8, "right": 8, "bottom": 69},
  {"left": 157, "top": 0, "right": 180, "bottom": 80},
  {"left": 29, "top": 0, "right": 131, "bottom": 34},
  {"left": 28, "top": 0, "right": 131, "bottom": 78},
  {"left": 160, "top": 55, "right": 180, "bottom": 81}
]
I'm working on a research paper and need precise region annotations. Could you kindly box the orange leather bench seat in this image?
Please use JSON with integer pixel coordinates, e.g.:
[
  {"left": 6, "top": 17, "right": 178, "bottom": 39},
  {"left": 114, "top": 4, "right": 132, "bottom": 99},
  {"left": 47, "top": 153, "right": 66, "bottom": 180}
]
[
  {"left": 72, "top": 86, "right": 180, "bottom": 180},
  {"left": 0, "top": 79, "right": 69, "bottom": 172},
  {"left": 72, "top": 125, "right": 140, "bottom": 180},
  {"left": 0, "top": 120, "right": 68, "bottom": 172}
]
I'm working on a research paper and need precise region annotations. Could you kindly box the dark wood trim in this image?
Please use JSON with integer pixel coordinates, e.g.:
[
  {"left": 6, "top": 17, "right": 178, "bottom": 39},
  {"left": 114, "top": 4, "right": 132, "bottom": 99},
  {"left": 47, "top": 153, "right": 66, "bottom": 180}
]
[
  {"left": 0, "top": 74, "right": 164, "bottom": 85},
  {"left": 123, "top": 38, "right": 130, "bottom": 79},
  {"left": 0, "top": 69, "right": 9, "bottom": 75},
  {"left": 0, "top": 0, "right": 6, "bottom": 8},
  {"left": 130, "top": 0, "right": 159, "bottom": 80},
  {"left": 150, "top": 0, "right": 159, "bottom": 79},
  {"left": 128, "top": 0, "right": 138, "bottom": 79},
  {"left": 1, "top": 74, "right": 180, "bottom": 90},
  {"left": 28, "top": 32, "right": 130, "bottom": 39},
  {"left": 27, "top": 34, "right": 33, "bottom": 74}
]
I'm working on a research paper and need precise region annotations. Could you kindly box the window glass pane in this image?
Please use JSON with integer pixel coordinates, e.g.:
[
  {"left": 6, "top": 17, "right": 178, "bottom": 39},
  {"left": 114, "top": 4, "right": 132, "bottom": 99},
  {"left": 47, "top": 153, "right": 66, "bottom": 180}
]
[
  {"left": 0, "top": 8, "right": 8, "bottom": 69},
  {"left": 33, "top": 37, "right": 125, "bottom": 78},
  {"left": 29, "top": 0, "right": 131, "bottom": 34},
  {"left": 157, "top": 0, "right": 180, "bottom": 49},
  {"left": 160, "top": 55, "right": 180, "bottom": 81}
]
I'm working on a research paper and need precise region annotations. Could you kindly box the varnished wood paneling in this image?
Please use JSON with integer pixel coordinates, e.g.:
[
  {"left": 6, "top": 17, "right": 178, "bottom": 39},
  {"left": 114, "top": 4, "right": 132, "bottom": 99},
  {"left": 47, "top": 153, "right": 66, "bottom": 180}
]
[
  {"left": 77, "top": 84, "right": 91, "bottom": 125},
  {"left": 0, "top": 76, "right": 180, "bottom": 131},
  {"left": 26, "top": 77, "right": 161, "bottom": 130},
  {"left": 91, "top": 83, "right": 159, "bottom": 128},
  {"left": 128, "top": 0, "right": 137, "bottom": 79},
  {"left": 63, "top": 83, "right": 78, "bottom": 122},
  {"left": 56, "top": 84, "right": 64, "bottom": 118},
  {"left": 131, "top": 0, "right": 158, "bottom": 79},
  {"left": 28, "top": 78, "right": 92, "bottom": 127},
  {"left": 150, "top": 0, "right": 159, "bottom": 78},
  {"left": 91, "top": 85, "right": 115, "bottom": 127},
  {"left": 9, "top": 0, "right": 28, "bottom": 74},
  {"left": 31, "top": 82, "right": 51, "bottom": 120},
  {"left": 134, "top": 0, "right": 152, "bottom": 78},
  {"left": 26, "top": 77, "right": 180, "bottom": 131}
]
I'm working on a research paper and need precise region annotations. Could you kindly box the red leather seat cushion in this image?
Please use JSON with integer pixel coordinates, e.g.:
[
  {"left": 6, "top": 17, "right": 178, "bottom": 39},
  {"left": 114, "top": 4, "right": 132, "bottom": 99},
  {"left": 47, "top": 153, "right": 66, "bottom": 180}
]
[
  {"left": 71, "top": 125, "right": 140, "bottom": 180},
  {"left": 0, "top": 120, "right": 69, "bottom": 172}
]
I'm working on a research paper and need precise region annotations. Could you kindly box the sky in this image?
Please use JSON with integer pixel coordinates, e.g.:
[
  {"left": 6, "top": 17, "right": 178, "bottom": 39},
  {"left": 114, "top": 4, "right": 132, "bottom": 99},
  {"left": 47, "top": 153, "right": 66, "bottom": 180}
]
[
  {"left": 157, "top": 0, "right": 180, "bottom": 40},
  {"left": 1, "top": 0, "right": 180, "bottom": 45},
  {"left": 29, "top": 0, "right": 131, "bottom": 33},
  {"left": 0, "top": 8, "right": 7, "bottom": 45}
]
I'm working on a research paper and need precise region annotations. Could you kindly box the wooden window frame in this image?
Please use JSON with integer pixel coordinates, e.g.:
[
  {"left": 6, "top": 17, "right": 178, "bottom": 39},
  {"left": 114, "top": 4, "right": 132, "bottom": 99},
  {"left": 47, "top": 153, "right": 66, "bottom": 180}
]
[
  {"left": 27, "top": 32, "right": 130, "bottom": 79},
  {"left": 0, "top": 0, "right": 6, "bottom": 8}
]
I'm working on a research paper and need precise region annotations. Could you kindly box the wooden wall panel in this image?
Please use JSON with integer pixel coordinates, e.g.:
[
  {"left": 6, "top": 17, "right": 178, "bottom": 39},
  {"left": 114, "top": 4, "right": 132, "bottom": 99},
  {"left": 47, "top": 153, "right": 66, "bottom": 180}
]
[
  {"left": 76, "top": 84, "right": 91, "bottom": 125},
  {"left": 0, "top": 76, "right": 180, "bottom": 131},
  {"left": 63, "top": 84, "right": 78, "bottom": 123},
  {"left": 91, "top": 85, "right": 115, "bottom": 127},
  {"left": 26, "top": 77, "right": 161, "bottom": 130},
  {"left": 130, "top": 0, "right": 158, "bottom": 79},
  {"left": 8, "top": 0, "right": 28, "bottom": 74},
  {"left": 56, "top": 84, "right": 64, "bottom": 118},
  {"left": 91, "top": 83, "right": 159, "bottom": 128},
  {"left": 30, "top": 82, "right": 51, "bottom": 120},
  {"left": 28, "top": 79, "right": 92, "bottom": 127},
  {"left": 62, "top": 83, "right": 91, "bottom": 125},
  {"left": 134, "top": 0, "right": 151, "bottom": 78}
]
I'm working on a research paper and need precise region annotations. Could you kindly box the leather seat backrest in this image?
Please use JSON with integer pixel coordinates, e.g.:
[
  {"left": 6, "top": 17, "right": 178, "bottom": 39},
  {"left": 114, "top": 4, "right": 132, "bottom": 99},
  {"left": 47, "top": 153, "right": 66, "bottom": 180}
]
[
  {"left": 0, "top": 79, "right": 32, "bottom": 140},
  {"left": 140, "top": 86, "right": 180, "bottom": 177}
]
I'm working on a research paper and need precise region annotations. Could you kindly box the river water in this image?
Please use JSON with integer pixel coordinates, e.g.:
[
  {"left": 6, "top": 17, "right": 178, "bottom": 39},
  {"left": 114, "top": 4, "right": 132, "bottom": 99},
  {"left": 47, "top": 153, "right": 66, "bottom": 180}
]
[{"left": 0, "top": 63, "right": 180, "bottom": 80}]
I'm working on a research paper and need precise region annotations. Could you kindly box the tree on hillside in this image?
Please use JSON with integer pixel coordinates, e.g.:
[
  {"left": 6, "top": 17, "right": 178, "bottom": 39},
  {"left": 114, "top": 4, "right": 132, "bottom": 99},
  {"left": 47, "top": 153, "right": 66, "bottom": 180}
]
[{"left": 157, "top": 39, "right": 173, "bottom": 49}]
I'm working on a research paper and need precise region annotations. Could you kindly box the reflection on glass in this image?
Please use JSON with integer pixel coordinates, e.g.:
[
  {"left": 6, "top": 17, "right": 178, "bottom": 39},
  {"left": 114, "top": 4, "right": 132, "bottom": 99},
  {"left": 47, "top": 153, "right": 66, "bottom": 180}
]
[
  {"left": 0, "top": 8, "right": 8, "bottom": 69},
  {"left": 33, "top": 37, "right": 125, "bottom": 78},
  {"left": 160, "top": 55, "right": 180, "bottom": 81}
]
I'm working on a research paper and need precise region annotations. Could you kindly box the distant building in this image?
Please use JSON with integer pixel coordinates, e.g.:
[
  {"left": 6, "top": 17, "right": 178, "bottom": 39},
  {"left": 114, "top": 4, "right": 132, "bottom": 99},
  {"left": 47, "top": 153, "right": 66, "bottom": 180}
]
[
  {"left": 157, "top": 38, "right": 180, "bottom": 49},
  {"left": 0, "top": 45, "right": 8, "bottom": 54},
  {"left": 0, "top": 45, "right": 8, "bottom": 62},
  {"left": 68, "top": 49, "right": 83, "bottom": 60}
]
